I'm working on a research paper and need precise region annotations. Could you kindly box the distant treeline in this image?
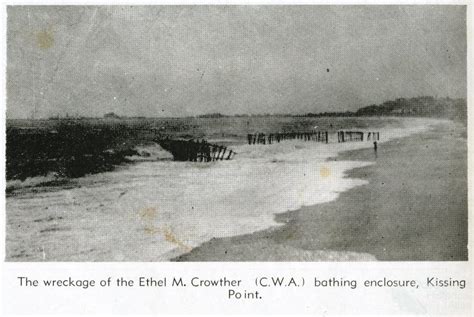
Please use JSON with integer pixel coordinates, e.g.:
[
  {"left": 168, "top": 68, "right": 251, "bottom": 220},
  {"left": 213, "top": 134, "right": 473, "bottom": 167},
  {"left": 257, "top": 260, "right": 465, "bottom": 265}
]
[
  {"left": 43, "top": 96, "right": 466, "bottom": 121},
  {"left": 192, "top": 96, "right": 467, "bottom": 121},
  {"left": 195, "top": 113, "right": 289, "bottom": 118},
  {"left": 299, "top": 111, "right": 355, "bottom": 117},
  {"left": 300, "top": 96, "right": 466, "bottom": 122}
]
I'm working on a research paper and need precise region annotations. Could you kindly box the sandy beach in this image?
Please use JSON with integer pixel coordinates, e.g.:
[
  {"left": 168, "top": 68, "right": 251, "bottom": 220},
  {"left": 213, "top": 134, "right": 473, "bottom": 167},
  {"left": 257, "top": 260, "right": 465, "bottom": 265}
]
[{"left": 175, "top": 119, "right": 467, "bottom": 261}]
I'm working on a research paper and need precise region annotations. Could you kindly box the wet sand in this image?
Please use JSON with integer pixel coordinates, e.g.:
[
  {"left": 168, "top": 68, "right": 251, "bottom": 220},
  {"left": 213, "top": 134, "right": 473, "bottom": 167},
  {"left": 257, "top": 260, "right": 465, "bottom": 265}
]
[{"left": 175, "top": 120, "right": 467, "bottom": 261}]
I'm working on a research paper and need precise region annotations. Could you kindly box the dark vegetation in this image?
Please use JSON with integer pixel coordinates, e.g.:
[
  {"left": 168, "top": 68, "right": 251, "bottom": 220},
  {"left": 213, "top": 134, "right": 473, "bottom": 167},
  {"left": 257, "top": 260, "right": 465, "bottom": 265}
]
[
  {"left": 196, "top": 113, "right": 226, "bottom": 118},
  {"left": 300, "top": 111, "right": 356, "bottom": 117},
  {"left": 355, "top": 97, "right": 466, "bottom": 121},
  {"left": 301, "top": 96, "right": 467, "bottom": 123}
]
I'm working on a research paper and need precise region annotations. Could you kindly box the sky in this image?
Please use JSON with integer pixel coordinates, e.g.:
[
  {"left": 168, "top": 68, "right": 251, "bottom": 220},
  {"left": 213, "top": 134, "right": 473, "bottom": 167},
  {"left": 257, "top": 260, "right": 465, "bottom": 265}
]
[{"left": 6, "top": 5, "right": 467, "bottom": 119}]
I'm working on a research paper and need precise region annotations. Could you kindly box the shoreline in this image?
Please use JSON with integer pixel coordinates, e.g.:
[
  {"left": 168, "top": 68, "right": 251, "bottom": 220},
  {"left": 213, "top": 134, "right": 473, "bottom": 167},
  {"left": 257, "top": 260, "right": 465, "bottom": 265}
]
[
  {"left": 6, "top": 118, "right": 466, "bottom": 262},
  {"left": 174, "top": 120, "right": 467, "bottom": 261},
  {"left": 3, "top": 116, "right": 411, "bottom": 198}
]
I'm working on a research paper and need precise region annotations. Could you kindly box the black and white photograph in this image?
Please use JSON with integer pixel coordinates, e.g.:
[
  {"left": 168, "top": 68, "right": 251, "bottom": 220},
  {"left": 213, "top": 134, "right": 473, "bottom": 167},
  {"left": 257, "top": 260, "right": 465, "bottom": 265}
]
[{"left": 5, "top": 5, "right": 467, "bottom": 262}]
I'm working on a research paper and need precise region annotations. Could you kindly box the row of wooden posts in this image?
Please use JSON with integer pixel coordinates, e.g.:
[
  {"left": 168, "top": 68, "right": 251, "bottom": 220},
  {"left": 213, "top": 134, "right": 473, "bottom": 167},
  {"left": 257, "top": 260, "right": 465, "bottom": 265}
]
[
  {"left": 337, "top": 131, "right": 380, "bottom": 143},
  {"left": 247, "top": 132, "right": 329, "bottom": 145},
  {"left": 248, "top": 131, "right": 380, "bottom": 145}
]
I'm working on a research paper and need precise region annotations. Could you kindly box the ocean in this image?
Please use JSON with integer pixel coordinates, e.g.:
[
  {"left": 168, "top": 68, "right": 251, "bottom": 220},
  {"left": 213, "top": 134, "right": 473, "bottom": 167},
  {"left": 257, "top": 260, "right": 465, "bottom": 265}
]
[{"left": 6, "top": 117, "right": 435, "bottom": 261}]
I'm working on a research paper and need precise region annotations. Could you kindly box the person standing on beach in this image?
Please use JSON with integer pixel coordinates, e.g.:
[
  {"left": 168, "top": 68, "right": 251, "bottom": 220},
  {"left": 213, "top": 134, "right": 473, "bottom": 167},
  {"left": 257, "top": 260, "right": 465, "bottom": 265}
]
[{"left": 373, "top": 141, "right": 378, "bottom": 152}]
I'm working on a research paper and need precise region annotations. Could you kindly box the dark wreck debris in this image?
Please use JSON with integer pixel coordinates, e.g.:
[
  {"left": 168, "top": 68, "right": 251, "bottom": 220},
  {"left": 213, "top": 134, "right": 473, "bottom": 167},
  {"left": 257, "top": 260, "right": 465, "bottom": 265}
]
[
  {"left": 156, "top": 138, "right": 236, "bottom": 162},
  {"left": 247, "top": 131, "right": 329, "bottom": 145},
  {"left": 6, "top": 122, "right": 140, "bottom": 180}
]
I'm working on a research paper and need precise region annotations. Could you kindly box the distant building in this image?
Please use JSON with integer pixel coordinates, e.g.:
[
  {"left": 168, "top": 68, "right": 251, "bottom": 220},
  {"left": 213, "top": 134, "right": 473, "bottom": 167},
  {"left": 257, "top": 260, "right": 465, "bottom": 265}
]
[
  {"left": 196, "top": 113, "right": 225, "bottom": 118},
  {"left": 104, "top": 112, "right": 121, "bottom": 119}
]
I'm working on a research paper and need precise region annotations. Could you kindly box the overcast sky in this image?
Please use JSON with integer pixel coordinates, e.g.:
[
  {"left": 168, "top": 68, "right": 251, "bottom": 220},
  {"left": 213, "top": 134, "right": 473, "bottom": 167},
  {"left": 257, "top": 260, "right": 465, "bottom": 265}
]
[{"left": 7, "top": 5, "right": 466, "bottom": 119}]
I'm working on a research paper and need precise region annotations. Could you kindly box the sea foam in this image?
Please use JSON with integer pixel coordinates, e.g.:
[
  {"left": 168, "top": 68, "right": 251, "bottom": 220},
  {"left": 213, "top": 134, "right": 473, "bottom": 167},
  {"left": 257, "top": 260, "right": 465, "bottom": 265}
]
[{"left": 6, "top": 118, "right": 437, "bottom": 261}]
